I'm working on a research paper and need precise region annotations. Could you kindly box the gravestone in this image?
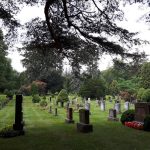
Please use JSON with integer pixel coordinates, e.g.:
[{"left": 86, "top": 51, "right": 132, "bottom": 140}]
[
  {"left": 108, "top": 109, "right": 119, "bottom": 121},
  {"left": 135, "top": 103, "right": 150, "bottom": 122},
  {"left": 114, "top": 102, "right": 121, "bottom": 114},
  {"left": 100, "top": 100, "right": 105, "bottom": 111},
  {"left": 54, "top": 108, "right": 58, "bottom": 116},
  {"left": 13, "top": 95, "right": 24, "bottom": 131},
  {"left": 49, "top": 106, "right": 52, "bottom": 113},
  {"left": 65, "top": 108, "right": 74, "bottom": 123},
  {"left": 124, "top": 101, "right": 130, "bottom": 111},
  {"left": 85, "top": 102, "right": 91, "bottom": 114},
  {"left": 49, "top": 97, "right": 52, "bottom": 103},
  {"left": 66, "top": 101, "right": 70, "bottom": 111},
  {"left": 88, "top": 98, "right": 91, "bottom": 103},
  {"left": 77, "top": 109, "right": 93, "bottom": 133}
]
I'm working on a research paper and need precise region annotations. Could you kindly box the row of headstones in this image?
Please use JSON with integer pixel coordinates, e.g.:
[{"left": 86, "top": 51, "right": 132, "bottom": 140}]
[
  {"left": 48, "top": 99, "right": 92, "bottom": 133},
  {"left": 100, "top": 100, "right": 130, "bottom": 112}
]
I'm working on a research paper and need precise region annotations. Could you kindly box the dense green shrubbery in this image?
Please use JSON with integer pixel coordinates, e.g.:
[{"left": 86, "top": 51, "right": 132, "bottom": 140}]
[
  {"left": 141, "top": 89, "right": 150, "bottom": 102},
  {"left": 137, "top": 88, "right": 145, "bottom": 100},
  {"left": 57, "top": 89, "right": 69, "bottom": 102},
  {"left": 144, "top": 115, "right": 150, "bottom": 131},
  {"left": 120, "top": 110, "right": 135, "bottom": 124},
  {"left": 79, "top": 78, "right": 106, "bottom": 99},
  {"left": 40, "top": 100, "right": 48, "bottom": 107},
  {"left": 4, "top": 89, "right": 14, "bottom": 100},
  {"left": 32, "top": 95, "right": 41, "bottom": 103}
]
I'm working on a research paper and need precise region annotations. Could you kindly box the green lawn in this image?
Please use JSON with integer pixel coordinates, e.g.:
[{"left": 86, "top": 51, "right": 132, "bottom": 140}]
[{"left": 0, "top": 96, "right": 150, "bottom": 150}]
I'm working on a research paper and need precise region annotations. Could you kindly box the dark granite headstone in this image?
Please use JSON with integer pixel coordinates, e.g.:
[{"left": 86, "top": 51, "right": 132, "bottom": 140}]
[
  {"left": 108, "top": 109, "right": 119, "bottom": 121},
  {"left": 65, "top": 108, "right": 74, "bottom": 123},
  {"left": 135, "top": 103, "right": 150, "bottom": 122},
  {"left": 49, "top": 97, "right": 52, "bottom": 102},
  {"left": 13, "top": 95, "right": 24, "bottom": 131},
  {"left": 77, "top": 109, "right": 93, "bottom": 133},
  {"left": 54, "top": 108, "right": 58, "bottom": 116}
]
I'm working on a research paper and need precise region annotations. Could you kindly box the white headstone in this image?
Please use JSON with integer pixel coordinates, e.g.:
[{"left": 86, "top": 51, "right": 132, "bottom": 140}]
[
  {"left": 88, "top": 98, "right": 91, "bottom": 103},
  {"left": 100, "top": 100, "right": 105, "bottom": 111},
  {"left": 114, "top": 103, "right": 121, "bottom": 113},
  {"left": 85, "top": 102, "right": 90, "bottom": 111},
  {"left": 124, "top": 101, "right": 130, "bottom": 111}
]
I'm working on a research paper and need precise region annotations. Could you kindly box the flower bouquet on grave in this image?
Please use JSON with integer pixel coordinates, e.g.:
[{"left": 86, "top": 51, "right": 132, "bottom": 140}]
[{"left": 125, "top": 121, "right": 143, "bottom": 130}]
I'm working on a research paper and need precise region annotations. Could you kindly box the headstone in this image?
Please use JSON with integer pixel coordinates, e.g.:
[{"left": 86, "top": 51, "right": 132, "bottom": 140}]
[
  {"left": 66, "top": 101, "right": 70, "bottom": 111},
  {"left": 108, "top": 109, "right": 119, "bottom": 121},
  {"left": 13, "top": 95, "right": 24, "bottom": 131},
  {"left": 100, "top": 100, "right": 105, "bottom": 111},
  {"left": 124, "top": 101, "right": 130, "bottom": 111},
  {"left": 85, "top": 102, "right": 91, "bottom": 114},
  {"left": 49, "top": 106, "right": 52, "bottom": 113},
  {"left": 77, "top": 109, "right": 93, "bottom": 133},
  {"left": 88, "top": 98, "right": 91, "bottom": 103},
  {"left": 114, "top": 102, "right": 121, "bottom": 114},
  {"left": 54, "top": 108, "right": 58, "bottom": 116},
  {"left": 49, "top": 97, "right": 52, "bottom": 103},
  {"left": 135, "top": 102, "right": 150, "bottom": 122},
  {"left": 65, "top": 108, "right": 74, "bottom": 123}
]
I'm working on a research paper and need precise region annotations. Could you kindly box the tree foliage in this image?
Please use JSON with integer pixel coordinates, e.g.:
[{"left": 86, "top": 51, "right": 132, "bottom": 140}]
[
  {"left": 57, "top": 89, "right": 69, "bottom": 102},
  {"left": 79, "top": 78, "right": 106, "bottom": 99},
  {"left": 140, "top": 62, "right": 150, "bottom": 89}
]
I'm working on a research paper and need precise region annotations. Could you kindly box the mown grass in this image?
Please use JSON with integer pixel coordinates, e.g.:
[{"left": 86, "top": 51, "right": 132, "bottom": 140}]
[{"left": 0, "top": 96, "right": 150, "bottom": 150}]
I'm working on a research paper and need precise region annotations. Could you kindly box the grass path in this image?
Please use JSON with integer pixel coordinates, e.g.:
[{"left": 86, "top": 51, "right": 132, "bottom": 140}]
[{"left": 0, "top": 96, "right": 150, "bottom": 150}]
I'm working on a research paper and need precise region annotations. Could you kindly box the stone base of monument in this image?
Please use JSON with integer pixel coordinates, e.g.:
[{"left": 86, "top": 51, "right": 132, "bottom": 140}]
[
  {"left": 65, "top": 118, "right": 75, "bottom": 123},
  {"left": 77, "top": 123, "right": 93, "bottom": 133},
  {"left": 13, "top": 123, "right": 24, "bottom": 131},
  {"left": 108, "top": 117, "right": 119, "bottom": 121}
]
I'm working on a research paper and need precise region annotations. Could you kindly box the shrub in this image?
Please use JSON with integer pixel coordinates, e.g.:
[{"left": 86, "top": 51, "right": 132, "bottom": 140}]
[
  {"left": 120, "top": 110, "right": 135, "bottom": 124},
  {"left": 141, "top": 89, "right": 150, "bottom": 102},
  {"left": 57, "top": 89, "right": 69, "bottom": 102},
  {"left": 32, "top": 95, "right": 41, "bottom": 103},
  {"left": 143, "top": 115, "right": 150, "bottom": 131},
  {"left": 40, "top": 100, "right": 48, "bottom": 107},
  {"left": 31, "top": 83, "right": 38, "bottom": 96},
  {"left": 4, "top": 89, "right": 14, "bottom": 100}
]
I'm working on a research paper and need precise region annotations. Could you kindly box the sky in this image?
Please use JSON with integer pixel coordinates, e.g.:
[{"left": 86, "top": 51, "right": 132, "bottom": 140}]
[{"left": 7, "top": 3, "right": 150, "bottom": 72}]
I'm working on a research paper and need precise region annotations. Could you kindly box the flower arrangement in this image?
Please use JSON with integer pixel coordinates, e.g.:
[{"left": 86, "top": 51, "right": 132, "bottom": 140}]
[{"left": 125, "top": 121, "right": 144, "bottom": 130}]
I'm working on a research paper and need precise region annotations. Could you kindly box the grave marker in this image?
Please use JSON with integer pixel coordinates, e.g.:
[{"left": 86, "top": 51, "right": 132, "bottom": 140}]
[
  {"left": 77, "top": 109, "right": 93, "bottom": 133},
  {"left": 65, "top": 108, "right": 74, "bottom": 123},
  {"left": 108, "top": 109, "right": 119, "bottom": 121},
  {"left": 13, "top": 95, "right": 24, "bottom": 131}
]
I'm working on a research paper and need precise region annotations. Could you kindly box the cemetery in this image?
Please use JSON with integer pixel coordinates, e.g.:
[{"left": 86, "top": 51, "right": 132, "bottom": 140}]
[
  {"left": 1, "top": 1, "right": 150, "bottom": 150},
  {"left": 0, "top": 93, "right": 150, "bottom": 150}
]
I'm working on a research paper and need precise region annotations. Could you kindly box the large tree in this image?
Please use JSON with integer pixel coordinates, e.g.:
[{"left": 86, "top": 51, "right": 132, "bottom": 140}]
[{"left": 1, "top": 0, "right": 149, "bottom": 70}]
